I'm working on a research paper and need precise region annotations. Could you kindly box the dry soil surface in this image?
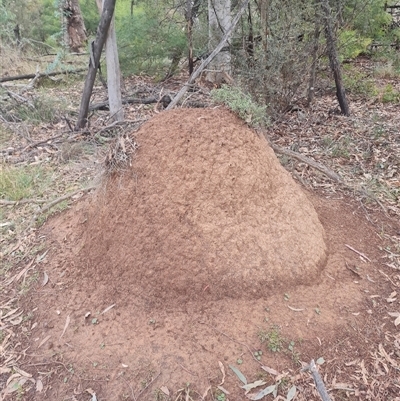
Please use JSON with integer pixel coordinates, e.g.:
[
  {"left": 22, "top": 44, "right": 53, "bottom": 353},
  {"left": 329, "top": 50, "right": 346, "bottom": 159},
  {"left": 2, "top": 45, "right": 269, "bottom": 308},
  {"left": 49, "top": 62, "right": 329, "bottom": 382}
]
[{"left": 20, "top": 108, "right": 399, "bottom": 401}]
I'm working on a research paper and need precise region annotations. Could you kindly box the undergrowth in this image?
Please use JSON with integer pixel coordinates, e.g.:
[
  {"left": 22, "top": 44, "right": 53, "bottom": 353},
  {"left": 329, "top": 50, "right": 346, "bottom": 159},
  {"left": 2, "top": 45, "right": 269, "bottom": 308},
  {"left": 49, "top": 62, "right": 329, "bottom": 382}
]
[
  {"left": 0, "top": 165, "right": 52, "bottom": 201},
  {"left": 211, "top": 85, "right": 268, "bottom": 127}
]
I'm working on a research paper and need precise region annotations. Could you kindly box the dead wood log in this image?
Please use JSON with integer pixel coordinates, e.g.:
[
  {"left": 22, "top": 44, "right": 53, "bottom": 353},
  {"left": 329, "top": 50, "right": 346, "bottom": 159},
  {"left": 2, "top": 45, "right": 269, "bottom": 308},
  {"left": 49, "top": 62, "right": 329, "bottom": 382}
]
[
  {"left": 269, "top": 143, "right": 343, "bottom": 183},
  {"left": 30, "top": 185, "right": 97, "bottom": 224},
  {"left": 89, "top": 95, "right": 172, "bottom": 111},
  {"left": 304, "top": 360, "right": 332, "bottom": 401},
  {"left": 0, "top": 68, "right": 86, "bottom": 83}
]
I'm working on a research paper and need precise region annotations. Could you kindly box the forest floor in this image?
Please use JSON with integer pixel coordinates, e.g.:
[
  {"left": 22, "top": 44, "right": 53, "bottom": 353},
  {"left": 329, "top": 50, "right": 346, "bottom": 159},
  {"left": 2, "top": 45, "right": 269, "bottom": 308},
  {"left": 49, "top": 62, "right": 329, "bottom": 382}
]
[{"left": 0, "top": 55, "right": 400, "bottom": 401}]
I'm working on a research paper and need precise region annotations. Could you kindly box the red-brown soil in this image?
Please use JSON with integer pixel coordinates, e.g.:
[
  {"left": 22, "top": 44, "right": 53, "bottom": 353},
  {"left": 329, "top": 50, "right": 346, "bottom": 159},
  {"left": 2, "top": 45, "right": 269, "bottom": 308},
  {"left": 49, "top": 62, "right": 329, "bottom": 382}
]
[{"left": 21, "top": 108, "right": 399, "bottom": 400}]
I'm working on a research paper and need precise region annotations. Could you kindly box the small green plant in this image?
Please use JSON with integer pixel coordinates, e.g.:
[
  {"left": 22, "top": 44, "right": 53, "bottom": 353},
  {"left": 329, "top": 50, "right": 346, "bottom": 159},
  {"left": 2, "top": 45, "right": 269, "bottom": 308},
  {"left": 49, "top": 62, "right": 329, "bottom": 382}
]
[
  {"left": 254, "top": 350, "right": 263, "bottom": 360},
  {"left": 211, "top": 85, "right": 268, "bottom": 127},
  {"left": 216, "top": 390, "right": 226, "bottom": 401},
  {"left": 286, "top": 340, "right": 301, "bottom": 365},
  {"left": 259, "top": 325, "right": 283, "bottom": 353},
  {"left": 381, "top": 84, "right": 400, "bottom": 103}
]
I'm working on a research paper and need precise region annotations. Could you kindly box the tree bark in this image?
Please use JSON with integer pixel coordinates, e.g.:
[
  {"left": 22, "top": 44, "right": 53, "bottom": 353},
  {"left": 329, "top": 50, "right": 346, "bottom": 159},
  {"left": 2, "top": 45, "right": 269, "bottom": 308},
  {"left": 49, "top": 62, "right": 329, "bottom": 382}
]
[
  {"left": 63, "top": 0, "right": 87, "bottom": 52},
  {"left": 186, "top": 0, "right": 195, "bottom": 75},
  {"left": 207, "top": 0, "right": 232, "bottom": 84},
  {"left": 96, "top": 0, "right": 124, "bottom": 122},
  {"left": 75, "top": 0, "right": 117, "bottom": 130},
  {"left": 307, "top": 11, "right": 321, "bottom": 107},
  {"left": 320, "top": 0, "right": 350, "bottom": 116},
  {"left": 259, "top": 0, "right": 268, "bottom": 54}
]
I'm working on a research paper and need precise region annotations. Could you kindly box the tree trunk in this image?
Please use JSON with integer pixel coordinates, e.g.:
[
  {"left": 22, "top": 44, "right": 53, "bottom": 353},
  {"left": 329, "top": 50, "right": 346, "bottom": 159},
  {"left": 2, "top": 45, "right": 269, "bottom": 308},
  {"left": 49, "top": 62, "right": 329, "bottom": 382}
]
[
  {"left": 186, "top": 0, "right": 195, "bottom": 75},
  {"left": 207, "top": 0, "right": 232, "bottom": 84},
  {"left": 259, "top": 0, "right": 268, "bottom": 54},
  {"left": 75, "top": 0, "right": 117, "bottom": 130},
  {"left": 96, "top": 0, "right": 124, "bottom": 122},
  {"left": 307, "top": 13, "right": 321, "bottom": 106},
  {"left": 63, "top": 0, "right": 87, "bottom": 52},
  {"left": 320, "top": 0, "right": 350, "bottom": 116}
]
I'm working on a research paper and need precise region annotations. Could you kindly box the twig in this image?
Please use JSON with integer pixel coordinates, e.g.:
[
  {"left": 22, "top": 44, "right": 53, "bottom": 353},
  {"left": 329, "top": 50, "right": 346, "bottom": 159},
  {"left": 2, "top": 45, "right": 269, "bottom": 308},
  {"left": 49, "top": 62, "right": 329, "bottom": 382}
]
[
  {"left": 269, "top": 142, "right": 343, "bottom": 183},
  {"left": 166, "top": 0, "right": 251, "bottom": 110},
  {"left": 344, "top": 244, "right": 371, "bottom": 262},
  {"left": 303, "top": 360, "right": 331, "bottom": 401},
  {"left": 90, "top": 96, "right": 163, "bottom": 111},
  {"left": 0, "top": 68, "right": 87, "bottom": 83},
  {"left": 4, "top": 89, "right": 34, "bottom": 108},
  {"left": 31, "top": 185, "right": 97, "bottom": 223},
  {"left": 179, "top": 363, "right": 198, "bottom": 377},
  {"left": 21, "top": 133, "right": 65, "bottom": 152},
  {"left": 199, "top": 321, "right": 260, "bottom": 364},
  {"left": 0, "top": 199, "right": 47, "bottom": 206}
]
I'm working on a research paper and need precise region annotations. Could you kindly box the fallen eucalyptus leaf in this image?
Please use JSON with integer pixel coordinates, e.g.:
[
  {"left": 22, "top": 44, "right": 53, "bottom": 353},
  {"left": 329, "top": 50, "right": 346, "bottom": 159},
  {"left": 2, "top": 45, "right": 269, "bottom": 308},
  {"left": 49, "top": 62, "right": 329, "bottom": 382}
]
[
  {"left": 36, "top": 379, "right": 43, "bottom": 392},
  {"left": 286, "top": 385, "right": 296, "bottom": 401},
  {"left": 42, "top": 272, "right": 49, "bottom": 286},
  {"left": 229, "top": 365, "right": 247, "bottom": 385},
  {"left": 60, "top": 315, "right": 70, "bottom": 338},
  {"left": 160, "top": 386, "right": 169, "bottom": 395},
  {"left": 242, "top": 380, "right": 266, "bottom": 394},
  {"left": 247, "top": 384, "right": 276, "bottom": 400}
]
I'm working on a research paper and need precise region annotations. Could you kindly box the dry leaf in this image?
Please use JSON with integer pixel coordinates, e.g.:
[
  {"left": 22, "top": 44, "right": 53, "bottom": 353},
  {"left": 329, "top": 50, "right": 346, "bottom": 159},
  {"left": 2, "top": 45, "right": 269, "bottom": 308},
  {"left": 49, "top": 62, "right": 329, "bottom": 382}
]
[
  {"left": 42, "top": 272, "right": 49, "bottom": 286},
  {"left": 60, "top": 315, "right": 70, "bottom": 338},
  {"left": 160, "top": 386, "right": 169, "bottom": 395},
  {"left": 10, "top": 316, "right": 23, "bottom": 325},
  {"left": 38, "top": 335, "right": 51, "bottom": 349},
  {"left": 36, "top": 379, "right": 43, "bottom": 392},
  {"left": 261, "top": 366, "right": 279, "bottom": 376},
  {"left": 101, "top": 304, "right": 116, "bottom": 315},
  {"left": 13, "top": 367, "right": 32, "bottom": 378},
  {"left": 218, "top": 361, "right": 226, "bottom": 385}
]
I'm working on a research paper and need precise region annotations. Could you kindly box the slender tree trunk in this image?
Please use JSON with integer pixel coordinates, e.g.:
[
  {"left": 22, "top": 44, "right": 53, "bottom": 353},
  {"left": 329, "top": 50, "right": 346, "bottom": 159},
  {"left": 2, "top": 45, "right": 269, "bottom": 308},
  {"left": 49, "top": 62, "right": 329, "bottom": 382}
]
[
  {"left": 259, "top": 0, "right": 268, "bottom": 54},
  {"left": 96, "top": 0, "right": 124, "bottom": 122},
  {"left": 320, "top": 0, "right": 350, "bottom": 116},
  {"left": 186, "top": 0, "right": 195, "bottom": 75},
  {"left": 207, "top": 0, "right": 232, "bottom": 84},
  {"left": 75, "top": 0, "right": 117, "bottom": 130},
  {"left": 63, "top": 0, "right": 87, "bottom": 52},
  {"left": 307, "top": 15, "right": 321, "bottom": 106}
]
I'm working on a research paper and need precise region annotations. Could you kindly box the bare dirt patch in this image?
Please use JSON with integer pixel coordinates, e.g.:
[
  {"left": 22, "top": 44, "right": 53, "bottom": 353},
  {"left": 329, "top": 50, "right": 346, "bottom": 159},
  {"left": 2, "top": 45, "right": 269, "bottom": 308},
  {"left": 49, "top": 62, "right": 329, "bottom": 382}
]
[{"left": 13, "top": 108, "right": 399, "bottom": 401}]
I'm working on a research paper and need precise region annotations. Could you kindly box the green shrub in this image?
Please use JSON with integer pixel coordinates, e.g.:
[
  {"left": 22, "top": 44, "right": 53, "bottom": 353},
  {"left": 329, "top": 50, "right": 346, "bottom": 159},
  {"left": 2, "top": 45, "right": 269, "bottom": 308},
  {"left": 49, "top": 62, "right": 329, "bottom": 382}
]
[
  {"left": 338, "top": 29, "right": 372, "bottom": 60},
  {"left": 116, "top": 5, "right": 187, "bottom": 77},
  {"left": 381, "top": 84, "right": 400, "bottom": 103},
  {"left": 211, "top": 85, "right": 268, "bottom": 127}
]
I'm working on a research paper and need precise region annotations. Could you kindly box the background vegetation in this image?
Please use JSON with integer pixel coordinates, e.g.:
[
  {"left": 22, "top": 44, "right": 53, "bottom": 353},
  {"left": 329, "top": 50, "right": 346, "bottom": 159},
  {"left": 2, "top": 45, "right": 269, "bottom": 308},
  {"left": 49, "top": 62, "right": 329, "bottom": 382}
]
[{"left": 1, "top": 0, "right": 400, "bottom": 112}]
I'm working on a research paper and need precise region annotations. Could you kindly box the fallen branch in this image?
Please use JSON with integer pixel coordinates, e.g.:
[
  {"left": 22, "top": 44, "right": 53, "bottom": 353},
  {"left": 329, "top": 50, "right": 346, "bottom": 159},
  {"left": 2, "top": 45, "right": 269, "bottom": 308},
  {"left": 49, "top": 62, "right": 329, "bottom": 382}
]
[
  {"left": 31, "top": 185, "right": 97, "bottom": 223},
  {"left": 303, "top": 360, "right": 331, "bottom": 401},
  {"left": 269, "top": 143, "right": 343, "bottom": 183},
  {"left": 166, "top": 0, "right": 250, "bottom": 110},
  {"left": 0, "top": 68, "right": 86, "bottom": 83},
  {"left": 345, "top": 244, "right": 371, "bottom": 262},
  {"left": 0, "top": 198, "right": 47, "bottom": 206},
  {"left": 89, "top": 95, "right": 171, "bottom": 111}
]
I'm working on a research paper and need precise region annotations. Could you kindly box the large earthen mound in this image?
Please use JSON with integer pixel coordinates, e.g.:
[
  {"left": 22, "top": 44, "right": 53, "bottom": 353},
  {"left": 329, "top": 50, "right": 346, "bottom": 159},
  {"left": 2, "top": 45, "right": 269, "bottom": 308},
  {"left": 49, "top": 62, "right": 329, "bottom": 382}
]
[{"left": 77, "top": 108, "right": 326, "bottom": 303}]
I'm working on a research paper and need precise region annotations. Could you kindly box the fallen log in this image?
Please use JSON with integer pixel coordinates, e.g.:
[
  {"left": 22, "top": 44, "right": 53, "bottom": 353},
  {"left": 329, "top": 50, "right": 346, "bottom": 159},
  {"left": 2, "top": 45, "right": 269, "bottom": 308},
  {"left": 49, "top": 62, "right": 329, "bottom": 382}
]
[
  {"left": 269, "top": 142, "right": 343, "bottom": 183},
  {"left": 89, "top": 95, "right": 172, "bottom": 111},
  {"left": 0, "top": 68, "right": 86, "bottom": 83}
]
